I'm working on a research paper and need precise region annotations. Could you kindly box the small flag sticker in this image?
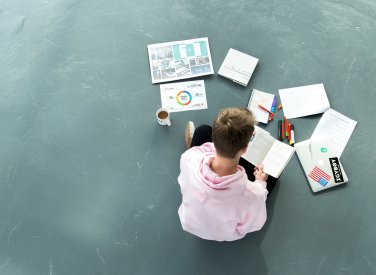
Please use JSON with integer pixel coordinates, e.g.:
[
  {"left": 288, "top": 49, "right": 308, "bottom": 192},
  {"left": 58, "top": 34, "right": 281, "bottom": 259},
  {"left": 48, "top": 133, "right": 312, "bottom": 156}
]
[{"left": 309, "top": 166, "right": 331, "bottom": 186}]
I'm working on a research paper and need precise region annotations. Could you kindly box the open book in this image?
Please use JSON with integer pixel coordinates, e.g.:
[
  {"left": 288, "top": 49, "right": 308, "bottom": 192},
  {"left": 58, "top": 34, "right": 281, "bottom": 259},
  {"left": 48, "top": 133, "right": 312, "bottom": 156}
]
[{"left": 242, "top": 126, "right": 295, "bottom": 178}]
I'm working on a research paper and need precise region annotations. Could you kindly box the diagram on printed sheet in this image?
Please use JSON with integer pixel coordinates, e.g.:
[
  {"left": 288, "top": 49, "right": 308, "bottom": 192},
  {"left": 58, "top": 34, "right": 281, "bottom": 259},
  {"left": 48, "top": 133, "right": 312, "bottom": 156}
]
[
  {"left": 147, "top": 37, "right": 214, "bottom": 84},
  {"left": 160, "top": 80, "right": 207, "bottom": 112}
]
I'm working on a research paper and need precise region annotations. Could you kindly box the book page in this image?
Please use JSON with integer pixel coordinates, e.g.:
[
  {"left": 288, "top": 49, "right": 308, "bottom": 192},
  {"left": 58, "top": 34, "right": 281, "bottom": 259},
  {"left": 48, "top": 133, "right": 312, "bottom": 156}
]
[
  {"left": 311, "top": 109, "right": 357, "bottom": 157},
  {"left": 262, "top": 141, "right": 295, "bottom": 178},
  {"left": 278, "top": 83, "right": 330, "bottom": 119},
  {"left": 242, "top": 127, "right": 275, "bottom": 165}
]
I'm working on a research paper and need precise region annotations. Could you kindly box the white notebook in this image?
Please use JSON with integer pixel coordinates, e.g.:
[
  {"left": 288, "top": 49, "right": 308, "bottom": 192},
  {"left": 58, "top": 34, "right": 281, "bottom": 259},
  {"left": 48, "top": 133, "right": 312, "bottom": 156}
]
[
  {"left": 242, "top": 126, "right": 295, "bottom": 178},
  {"left": 218, "top": 48, "right": 259, "bottom": 86},
  {"left": 278, "top": 83, "right": 330, "bottom": 119},
  {"left": 247, "top": 89, "right": 276, "bottom": 124}
]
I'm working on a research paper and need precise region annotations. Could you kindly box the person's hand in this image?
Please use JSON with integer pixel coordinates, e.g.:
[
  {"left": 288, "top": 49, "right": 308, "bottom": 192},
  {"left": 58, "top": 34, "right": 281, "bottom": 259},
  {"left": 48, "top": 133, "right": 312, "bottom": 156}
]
[{"left": 254, "top": 164, "right": 268, "bottom": 182}]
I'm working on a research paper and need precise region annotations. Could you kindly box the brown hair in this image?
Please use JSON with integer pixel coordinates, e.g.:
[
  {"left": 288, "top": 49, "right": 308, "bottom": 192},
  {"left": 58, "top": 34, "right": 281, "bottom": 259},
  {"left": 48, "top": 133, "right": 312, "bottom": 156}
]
[{"left": 212, "top": 108, "right": 256, "bottom": 159}]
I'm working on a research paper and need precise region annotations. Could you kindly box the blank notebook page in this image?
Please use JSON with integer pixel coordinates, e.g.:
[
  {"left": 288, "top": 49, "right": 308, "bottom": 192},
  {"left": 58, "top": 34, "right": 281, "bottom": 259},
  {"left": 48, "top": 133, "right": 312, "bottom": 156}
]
[{"left": 278, "top": 83, "right": 330, "bottom": 119}]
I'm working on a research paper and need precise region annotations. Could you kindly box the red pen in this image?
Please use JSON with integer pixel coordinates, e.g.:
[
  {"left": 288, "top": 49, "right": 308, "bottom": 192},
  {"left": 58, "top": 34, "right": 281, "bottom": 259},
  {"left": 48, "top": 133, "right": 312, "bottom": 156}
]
[
  {"left": 281, "top": 118, "right": 284, "bottom": 141},
  {"left": 258, "top": 105, "right": 275, "bottom": 117},
  {"left": 284, "top": 117, "right": 289, "bottom": 138}
]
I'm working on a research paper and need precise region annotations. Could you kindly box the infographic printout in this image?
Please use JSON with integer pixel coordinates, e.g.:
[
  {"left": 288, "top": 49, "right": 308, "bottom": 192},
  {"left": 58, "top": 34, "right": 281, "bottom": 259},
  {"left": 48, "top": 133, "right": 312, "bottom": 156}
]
[
  {"left": 148, "top": 38, "right": 214, "bottom": 84},
  {"left": 160, "top": 80, "right": 207, "bottom": 112}
]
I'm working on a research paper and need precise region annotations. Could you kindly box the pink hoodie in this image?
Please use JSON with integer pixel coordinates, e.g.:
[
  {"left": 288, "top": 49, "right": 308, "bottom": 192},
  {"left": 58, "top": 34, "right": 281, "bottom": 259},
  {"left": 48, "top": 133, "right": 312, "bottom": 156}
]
[{"left": 178, "top": 142, "right": 268, "bottom": 241}]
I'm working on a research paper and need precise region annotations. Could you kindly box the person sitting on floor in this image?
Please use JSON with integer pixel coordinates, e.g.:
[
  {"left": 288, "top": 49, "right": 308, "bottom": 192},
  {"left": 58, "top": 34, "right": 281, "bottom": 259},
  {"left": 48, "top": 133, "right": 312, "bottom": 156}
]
[{"left": 177, "top": 107, "right": 277, "bottom": 241}]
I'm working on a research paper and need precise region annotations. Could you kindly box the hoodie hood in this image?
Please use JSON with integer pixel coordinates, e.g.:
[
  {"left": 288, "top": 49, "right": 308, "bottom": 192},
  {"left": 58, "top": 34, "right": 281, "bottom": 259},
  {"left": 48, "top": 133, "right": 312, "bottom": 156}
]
[{"left": 197, "top": 153, "right": 248, "bottom": 197}]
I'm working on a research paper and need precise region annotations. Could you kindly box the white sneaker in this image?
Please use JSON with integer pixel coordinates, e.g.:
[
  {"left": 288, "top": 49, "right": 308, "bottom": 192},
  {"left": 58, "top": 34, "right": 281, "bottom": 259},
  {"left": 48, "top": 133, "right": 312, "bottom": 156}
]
[{"left": 185, "top": 121, "right": 195, "bottom": 149}]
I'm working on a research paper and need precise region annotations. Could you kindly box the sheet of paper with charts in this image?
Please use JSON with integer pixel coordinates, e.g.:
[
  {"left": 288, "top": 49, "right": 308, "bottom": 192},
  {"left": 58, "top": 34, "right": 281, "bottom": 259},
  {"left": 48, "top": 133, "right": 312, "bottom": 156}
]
[
  {"left": 243, "top": 126, "right": 295, "bottom": 178},
  {"left": 147, "top": 37, "right": 214, "bottom": 84},
  {"left": 160, "top": 80, "right": 208, "bottom": 112}
]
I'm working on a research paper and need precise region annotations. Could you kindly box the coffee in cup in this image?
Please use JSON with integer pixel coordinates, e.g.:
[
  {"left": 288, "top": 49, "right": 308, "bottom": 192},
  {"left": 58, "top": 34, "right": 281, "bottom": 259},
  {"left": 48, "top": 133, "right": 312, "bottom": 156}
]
[{"left": 156, "top": 108, "right": 171, "bottom": 126}]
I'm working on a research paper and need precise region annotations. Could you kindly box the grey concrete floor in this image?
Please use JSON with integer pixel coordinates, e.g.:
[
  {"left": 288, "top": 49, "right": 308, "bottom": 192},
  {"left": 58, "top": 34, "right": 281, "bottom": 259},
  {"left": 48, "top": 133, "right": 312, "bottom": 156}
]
[{"left": 0, "top": 0, "right": 375, "bottom": 274}]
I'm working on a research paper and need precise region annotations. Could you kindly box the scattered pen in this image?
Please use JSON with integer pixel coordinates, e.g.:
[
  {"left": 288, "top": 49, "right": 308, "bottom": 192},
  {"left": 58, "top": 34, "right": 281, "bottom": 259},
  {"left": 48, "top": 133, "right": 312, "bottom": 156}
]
[
  {"left": 284, "top": 116, "right": 289, "bottom": 138},
  {"left": 258, "top": 105, "right": 275, "bottom": 117},
  {"left": 290, "top": 124, "right": 295, "bottom": 146},
  {"left": 278, "top": 120, "right": 283, "bottom": 141},
  {"left": 269, "top": 106, "right": 275, "bottom": 121},
  {"left": 269, "top": 98, "right": 277, "bottom": 121}
]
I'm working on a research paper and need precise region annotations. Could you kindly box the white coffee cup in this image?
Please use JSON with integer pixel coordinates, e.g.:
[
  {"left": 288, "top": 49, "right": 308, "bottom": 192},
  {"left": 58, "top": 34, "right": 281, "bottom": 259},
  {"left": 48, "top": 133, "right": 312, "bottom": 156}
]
[{"left": 156, "top": 108, "right": 171, "bottom": 126}]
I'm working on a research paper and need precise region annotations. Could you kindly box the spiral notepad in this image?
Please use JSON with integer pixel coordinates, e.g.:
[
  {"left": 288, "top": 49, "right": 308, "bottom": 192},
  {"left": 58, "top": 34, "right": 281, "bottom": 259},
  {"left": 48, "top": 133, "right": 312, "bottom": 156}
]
[{"left": 247, "top": 89, "right": 276, "bottom": 124}]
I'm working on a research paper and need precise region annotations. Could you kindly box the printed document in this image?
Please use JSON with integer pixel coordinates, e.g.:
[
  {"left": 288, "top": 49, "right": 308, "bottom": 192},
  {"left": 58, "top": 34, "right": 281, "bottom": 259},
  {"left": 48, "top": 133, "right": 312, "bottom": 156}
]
[
  {"left": 147, "top": 37, "right": 214, "bottom": 84},
  {"left": 160, "top": 80, "right": 207, "bottom": 112},
  {"left": 311, "top": 109, "right": 357, "bottom": 157}
]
